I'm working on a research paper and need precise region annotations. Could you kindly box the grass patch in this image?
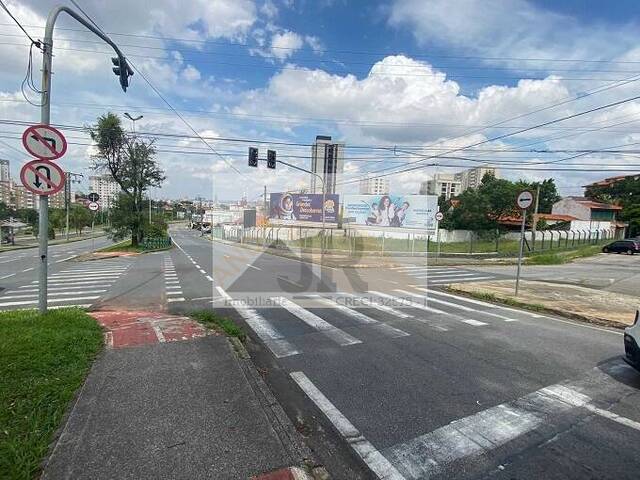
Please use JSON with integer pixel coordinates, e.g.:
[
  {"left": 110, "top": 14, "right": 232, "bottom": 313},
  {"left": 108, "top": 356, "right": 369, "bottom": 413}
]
[
  {"left": 0, "top": 308, "right": 103, "bottom": 479},
  {"left": 526, "top": 244, "right": 604, "bottom": 265},
  {"left": 190, "top": 310, "right": 246, "bottom": 341}
]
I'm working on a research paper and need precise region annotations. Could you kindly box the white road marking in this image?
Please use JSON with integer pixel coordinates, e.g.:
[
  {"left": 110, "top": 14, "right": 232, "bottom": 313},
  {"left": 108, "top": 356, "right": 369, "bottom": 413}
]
[
  {"left": 290, "top": 372, "right": 406, "bottom": 480},
  {"left": 38, "top": 279, "right": 117, "bottom": 286},
  {"left": 166, "top": 290, "right": 183, "bottom": 295},
  {"left": 311, "top": 296, "right": 410, "bottom": 338},
  {"left": 414, "top": 273, "right": 483, "bottom": 279},
  {"left": 21, "top": 267, "right": 34, "bottom": 272},
  {"left": 151, "top": 324, "right": 166, "bottom": 343},
  {"left": 429, "top": 276, "right": 495, "bottom": 284},
  {"left": 206, "top": 275, "right": 214, "bottom": 282},
  {"left": 370, "top": 291, "right": 448, "bottom": 315},
  {"left": 462, "top": 319, "right": 488, "bottom": 326},
  {"left": 395, "top": 290, "right": 518, "bottom": 323},
  {"left": 246, "top": 263, "right": 261, "bottom": 270},
  {"left": 0, "top": 273, "right": 16, "bottom": 279},
  {"left": 48, "top": 272, "right": 122, "bottom": 279},
  {"left": 0, "top": 290, "right": 106, "bottom": 299},
  {"left": 55, "top": 255, "right": 77, "bottom": 263},
  {"left": 339, "top": 292, "right": 413, "bottom": 319},
  {"left": 199, "top": 269, "right": 207, "bottom": 274},
  {"left": 0, "top": 296, "right": 100, "bottom": 307},
  {"left": 167, "top": 297, "right": 185, "bottom": 302},
  {"left": 272, "top": 296, "right": 362, "bottom": 346},
  {"left": 63, "top": 268, "right": 128, "bottom": 274},
  {"left": 216, "top": 287, "right": 299, "bottom": 358}
]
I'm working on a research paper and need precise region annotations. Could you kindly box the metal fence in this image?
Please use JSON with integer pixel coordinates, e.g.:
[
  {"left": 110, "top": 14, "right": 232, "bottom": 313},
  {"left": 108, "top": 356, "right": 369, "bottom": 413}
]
[{"left": 211, "top": 226, "right": 617, "bottom": 257}]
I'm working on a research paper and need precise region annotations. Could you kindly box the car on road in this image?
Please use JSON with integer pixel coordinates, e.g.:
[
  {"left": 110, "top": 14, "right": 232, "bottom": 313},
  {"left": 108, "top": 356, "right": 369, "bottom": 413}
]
[
  {"left": 624, "top": 310, "right": 640, "bottom": 372},
  {"left": 602, "top": 239, "right": 640, "bottom": 255}
]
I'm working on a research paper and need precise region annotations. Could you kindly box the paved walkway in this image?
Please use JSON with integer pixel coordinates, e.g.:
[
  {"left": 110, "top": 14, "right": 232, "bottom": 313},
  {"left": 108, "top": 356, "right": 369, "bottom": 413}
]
[
  {"left": 449, "top": 279, "right": 638, "bottom": 327},
  {"left": 42, "top": 311, "right": 314, "bottom": 480}
]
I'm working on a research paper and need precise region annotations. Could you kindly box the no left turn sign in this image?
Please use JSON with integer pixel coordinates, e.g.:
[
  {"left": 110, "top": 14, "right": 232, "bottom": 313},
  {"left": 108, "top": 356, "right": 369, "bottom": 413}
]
[
  {"left": 22, "top": 124, "right": 67, "bottom": 160},
  {"left": 20, "top": 159, "right": 65, "bottom": 196}
]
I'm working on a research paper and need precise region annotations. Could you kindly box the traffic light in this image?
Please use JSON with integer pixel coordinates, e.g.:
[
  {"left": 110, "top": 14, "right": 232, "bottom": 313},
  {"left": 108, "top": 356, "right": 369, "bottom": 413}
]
[
  {"left": 111, "top": 56, "right": 134, "bottom": 92},
  {"left": 267, "top": 149, "right": 276, "bottom": 169},
  {"left": 248, "top": 147, "right": 259, "bottom": 167}
]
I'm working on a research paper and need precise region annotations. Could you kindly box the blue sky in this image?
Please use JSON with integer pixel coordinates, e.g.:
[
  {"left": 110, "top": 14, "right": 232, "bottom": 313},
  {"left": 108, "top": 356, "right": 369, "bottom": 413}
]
[{"left": 1, "top": 0, "right": 640, "bottom": 201}]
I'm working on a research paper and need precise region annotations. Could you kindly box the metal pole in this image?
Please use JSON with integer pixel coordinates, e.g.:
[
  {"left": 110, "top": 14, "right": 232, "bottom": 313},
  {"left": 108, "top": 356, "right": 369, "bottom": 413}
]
[
  {"left": 65, "top": 173, "right": 70, "bottom": 241},
  {"left": 515, "top": 209, "right": 526, "bottom": 296},
  {"left": 436, "top": 220, "right": 441, "bottom": 263}
]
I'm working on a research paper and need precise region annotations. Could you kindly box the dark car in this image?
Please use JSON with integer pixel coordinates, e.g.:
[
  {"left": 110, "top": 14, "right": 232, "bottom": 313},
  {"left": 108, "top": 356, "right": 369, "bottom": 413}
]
[
  {"left": 624, "top": 310, "right": 640, "bottom": 372},
  {"left": 602, "top": 240, "right": 640, "bottom": 254}
]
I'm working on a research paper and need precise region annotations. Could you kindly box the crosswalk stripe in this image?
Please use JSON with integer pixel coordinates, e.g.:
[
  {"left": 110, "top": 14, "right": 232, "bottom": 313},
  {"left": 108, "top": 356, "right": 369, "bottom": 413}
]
[
  {"left": 462, "top": 319, "right": 488, "bottom": 326},
  {"left": 0, "top": 290, "right": 106, "bottom": 300},
  {"left": 167, "top": 297, "right": 185, "bottom": 302},
  {"left": 0, "top": 296, "right": 100, "bottom": 307},
  {"left": 416, "top": 288, "right": 545, "bottom": 318},
  {"left": 369, "top": 291, "right": 448, "bottom": 315},
  {"left": 291, "top": 372, "right": 405, "bottom": 480},
  {"left": 272, "top": 297, "right": 362, "bottom": 347},
  {"left": 429, "top": 276, "right": 495, "bottom": 284},
  {"left": 395, "top": 289, "right": 518, "bottom": 322},
  {"left": 216, "top": 287, "right": 299, "bottom": 358},
  {"left": 48, "top": 273, "right": 122, "bottom": 279},
  {"left": 310, "top": 296, "right": 410, "bottom": 338},
  {"left": 339, "top": 292, "right": 413, "bottom": 319},
  {"left": 413, "top": 273, "right": 483, "bottom": 279}
]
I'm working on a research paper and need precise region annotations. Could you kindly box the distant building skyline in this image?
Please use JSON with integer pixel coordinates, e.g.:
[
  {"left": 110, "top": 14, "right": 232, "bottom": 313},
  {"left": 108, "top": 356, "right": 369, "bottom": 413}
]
[
  {"left": 310, "top": 135, "right": 344, "bottom": 195},
  {"left": 359, "top": 177, "right": 390, "bottom": 195}
]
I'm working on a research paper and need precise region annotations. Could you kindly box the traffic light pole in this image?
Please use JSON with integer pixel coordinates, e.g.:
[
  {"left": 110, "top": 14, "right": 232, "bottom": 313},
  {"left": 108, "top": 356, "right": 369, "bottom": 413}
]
[{"left": 38, "top": 5, "right": 130, "bottom": 314}]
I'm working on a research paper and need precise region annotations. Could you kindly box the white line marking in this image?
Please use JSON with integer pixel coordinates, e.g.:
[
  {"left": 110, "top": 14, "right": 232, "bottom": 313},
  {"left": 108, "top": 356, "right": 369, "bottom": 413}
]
[
  {"left": 246, "top": 263, "right": 261, "bottom": 270},
  {"left": 55, "top": 255, "right": 76, "bottom": 263},
  {"left": 395, "top": 290, "right": 518, "bottom": 323},
  {"left": 0, "top": 273, "right": 16, "bottom": 279},
  {"left": 429, "top": 276, "right": 495, "bottom": 284},
  {"left": 216, "top": 287, "right": 299, "bottom": 358},
  {"left": 414, "top": 273, "right": 482, "bottom": 279},
  {"left": 151, "top": 324, "right": 166, "bottom": 343},
  {"left": 167, "top": 297, "right": 185, "bottom": 302},
  {"left": 290, "top": 372, "right": 405, "bottom": 480},
  {"left": 0, "top": 296, "right": 100, "bottom": 307},
  {"left": 272, "top": 297, "right": 362, "bottom": 346},
  {"left": 0, "top": 290, "right": 106, "bottom": 300},
  {"left": 199, "top": 269, "right": 207, "bottom": 274},
  {"left": 370, "top": 291, "right": 448, "bottom": 315},
  {"left": 206, "top": 275, "right": 214, "bottom": 282},
  {"left": 48, "top": 273, "right": 122, "bottom": 279},
  {"left": 35, "top": 280, "right": 116, "bottom": 286},
  {"left": 22, "top": 267, "right": 34, "bottom": 272},
  {"left": 462, "top": 319, "right": 488, "bottom": 326},
  {"left": 166, "top": 290, "right": 183, "bottom": 295},
  {"left": 312, "top": 296, "right": 410, "bottom": 338}
]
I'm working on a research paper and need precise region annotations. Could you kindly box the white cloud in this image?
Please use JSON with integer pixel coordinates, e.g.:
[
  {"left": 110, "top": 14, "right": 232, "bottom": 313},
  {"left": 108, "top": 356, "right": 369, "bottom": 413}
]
[
  {"left": 270, "top": 30, "right": 304, "bottom": 61},
  {"left": 305, "top": 35, "right": 324, "bottom": 54},
  {"left": 260, "top": 0, "right": 279, "bottom": 19},
  {"left": 388, "top": 0, "right": 639, "bottom": 71},
  {"left": 181, "top": 65, "right": 202, "bottom": 82}
]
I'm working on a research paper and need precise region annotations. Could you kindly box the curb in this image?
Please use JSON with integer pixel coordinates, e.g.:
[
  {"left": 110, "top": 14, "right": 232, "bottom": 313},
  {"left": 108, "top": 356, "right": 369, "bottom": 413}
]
[
  {"left": 446, "top": 286, "right": 631, "bottom": 330},
  {"left": 229, "top": 338, "right": 330, "bottom": 480}
]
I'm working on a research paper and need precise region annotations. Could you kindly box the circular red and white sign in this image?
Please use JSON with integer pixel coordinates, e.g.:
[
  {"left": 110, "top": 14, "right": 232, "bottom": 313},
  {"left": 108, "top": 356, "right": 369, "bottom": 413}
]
[
  {"left": 435, "top": 212, "right": 444, "bottom": 222},
  {"left": 20, "top": 159, "right": 65, "bottom": 196},
  {"left": 88, "top": 201, "right": 100, "bottom": 211},
  {"left": 517, "top": 190, "right": 534, "bottom": 210},
  {"left": 22, "top": 124, "right": 67, "bottom": 160}
]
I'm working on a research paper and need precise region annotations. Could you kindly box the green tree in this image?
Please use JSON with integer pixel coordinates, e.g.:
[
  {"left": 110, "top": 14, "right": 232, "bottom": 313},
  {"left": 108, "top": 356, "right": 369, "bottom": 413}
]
[
  {"left": 0, "top": 201, "right": 9, "bottom": 221},
  {"left": 69, "top": 204, "right": 92, "bottom": 234},
  {"left": 90, "top": 113, "right": 165, "bottom": 246}
]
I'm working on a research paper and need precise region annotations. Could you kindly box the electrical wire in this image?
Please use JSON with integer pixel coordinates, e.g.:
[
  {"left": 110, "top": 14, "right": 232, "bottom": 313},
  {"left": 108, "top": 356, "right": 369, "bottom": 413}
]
[{"left": 0, "top": 1, "right": 40, "bottom": 46}]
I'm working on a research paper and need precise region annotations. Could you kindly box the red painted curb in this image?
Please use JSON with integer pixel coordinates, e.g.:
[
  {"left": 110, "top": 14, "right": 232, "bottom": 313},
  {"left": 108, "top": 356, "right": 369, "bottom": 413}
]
[{"left": 251, "top": 466, "right": 313, "bottom": 480}]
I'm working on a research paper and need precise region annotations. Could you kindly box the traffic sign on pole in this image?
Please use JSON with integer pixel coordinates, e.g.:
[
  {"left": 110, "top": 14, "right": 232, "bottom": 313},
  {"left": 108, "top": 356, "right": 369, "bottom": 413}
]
[
  {"left": 22, "top": 124, "right": 67, "bottom": 161},
  {"left": 88, "top": 201, "right": 100, "bottom": 211},
  {"left": 514, "top": 190, "right": 534, "bottom": 296},
  {"left": 516, "top": 190, "right": 534, "bottom": 210},
  {"left": 20, "top": 160, "right": 65, "bottom": 196},
  {"left": 88, "top": 192, "right": 100, "bottom": 202}
]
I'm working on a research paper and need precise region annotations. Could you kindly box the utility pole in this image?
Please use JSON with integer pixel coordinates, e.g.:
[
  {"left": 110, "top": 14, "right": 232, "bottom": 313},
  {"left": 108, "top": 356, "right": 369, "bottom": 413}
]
[
  {"left": 263, "top": 185, "right": 267, "bottom": 214},
  {"left": 64, "top": 172, "right": 83, "bottom": 241},
  {"left": 37, "top": 5, "right": 132, "bottom": 314}
]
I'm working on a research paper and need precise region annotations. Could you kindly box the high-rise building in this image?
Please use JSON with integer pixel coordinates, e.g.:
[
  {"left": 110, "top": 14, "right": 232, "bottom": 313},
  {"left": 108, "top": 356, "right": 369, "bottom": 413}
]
[
  {"left": 12, "top": 183, "right": 36, "bottom": 210},
  {"left": 0, "top": 180, "right": 10, "bottom": 206},
  {"left": 420, "top": 173, "right": 462, "bottom": 199},
  {"left": 89, "top": 174, "right": 121, "bottom": 208},
  {"left": 454, "top": 166, "right": 498, "bottom": 191},
  {"left": 359, "top": 177, "right": 389, "bottom": 195},
  {"left": 310, "top": 135, "right": 344, "bottom": 195},
  {"left": 0, "top": 159, "right": 9, "bottom": 182}
]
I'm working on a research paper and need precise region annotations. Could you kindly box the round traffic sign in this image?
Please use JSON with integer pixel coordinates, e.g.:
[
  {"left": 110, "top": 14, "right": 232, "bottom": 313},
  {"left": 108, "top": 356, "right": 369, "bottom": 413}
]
[
  {"left": 516, "top": 190, "right": 534, "bottom": 210},
  {"left": 435, "top": 211, "right": 444, "bottom": 222},
  {"left": 20, "top": 159, "right": 65, "bottom": 196},
  {"left": 22, "top": 124, "right": 67, "bottom": 160},
  {"left": 88, "top": 202, "right": 100, "bottom": 212},
  {"left": 88, "top": 192, "right": 100, "bottom": 202}
]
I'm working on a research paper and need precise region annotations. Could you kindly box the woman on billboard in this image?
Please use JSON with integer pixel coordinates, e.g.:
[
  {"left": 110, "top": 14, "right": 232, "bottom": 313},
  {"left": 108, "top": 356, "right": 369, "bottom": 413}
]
[{"left": 377, "top": 195, "right": 396, "bottom": 227}]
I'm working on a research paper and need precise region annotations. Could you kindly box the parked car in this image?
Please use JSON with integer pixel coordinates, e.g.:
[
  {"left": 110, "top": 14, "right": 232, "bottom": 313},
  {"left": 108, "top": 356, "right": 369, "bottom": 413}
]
[
  {"left": 602, "top": 240, "right": 640, "bottom": 254},
  {"left": 624, "top": 310, "right": 640, "bottom": 372}
]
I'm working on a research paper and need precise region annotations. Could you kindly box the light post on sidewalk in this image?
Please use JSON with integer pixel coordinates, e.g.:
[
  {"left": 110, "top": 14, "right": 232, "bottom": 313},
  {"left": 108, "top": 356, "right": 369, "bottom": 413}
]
[
  {"left": 64, "top": 171, "right": 83, "bottom": 241},
  {"left": 37, "top": 5, "right": 133, "bottom": 313}
]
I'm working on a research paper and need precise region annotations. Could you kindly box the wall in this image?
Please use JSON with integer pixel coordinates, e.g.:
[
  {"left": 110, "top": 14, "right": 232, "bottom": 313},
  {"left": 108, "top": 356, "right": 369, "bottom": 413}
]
[{"left": 551, "top": 199, "right": 590, "bottom": 220}]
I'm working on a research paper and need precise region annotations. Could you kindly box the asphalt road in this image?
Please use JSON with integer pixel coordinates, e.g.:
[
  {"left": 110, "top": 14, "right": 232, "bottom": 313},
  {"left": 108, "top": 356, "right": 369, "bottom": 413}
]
[
  {"left": 467, "top": 253, "right": 640, "bottom": 296},
  {"left": 161, "top": 227, "right": 640, "bottom": 480},
  {"left": 3, "top": 227, "right": 638, "bottom": 479}
]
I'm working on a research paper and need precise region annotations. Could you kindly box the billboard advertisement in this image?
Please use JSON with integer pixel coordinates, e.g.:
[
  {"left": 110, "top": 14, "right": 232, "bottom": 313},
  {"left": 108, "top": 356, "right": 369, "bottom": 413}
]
[
  {"left": 343, "top": 194, "right": 438, "bottom": 230},
  {"left": 269, "top": 193, "right": 339, "bottom": 225}
]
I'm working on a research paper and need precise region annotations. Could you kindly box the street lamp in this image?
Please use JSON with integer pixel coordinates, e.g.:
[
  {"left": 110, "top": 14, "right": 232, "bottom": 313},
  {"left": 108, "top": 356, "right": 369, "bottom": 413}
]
[{"left": 124, "top": 112, "right": 143, "bottom": 133}]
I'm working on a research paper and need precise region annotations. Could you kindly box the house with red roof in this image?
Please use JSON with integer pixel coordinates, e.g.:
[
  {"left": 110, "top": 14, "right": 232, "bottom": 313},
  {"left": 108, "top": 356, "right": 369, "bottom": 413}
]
[{"left": 551, "top": 196, "right": 626, "bottom": 238}]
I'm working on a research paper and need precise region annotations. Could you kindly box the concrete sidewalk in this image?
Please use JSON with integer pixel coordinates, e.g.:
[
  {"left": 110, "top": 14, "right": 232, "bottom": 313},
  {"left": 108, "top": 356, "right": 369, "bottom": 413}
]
[
  {"left": 42, "top": 311, "right": 317, "bottom": 480},
  {"left": 449, "top": 279, "right": 639, "bottom": 328}
]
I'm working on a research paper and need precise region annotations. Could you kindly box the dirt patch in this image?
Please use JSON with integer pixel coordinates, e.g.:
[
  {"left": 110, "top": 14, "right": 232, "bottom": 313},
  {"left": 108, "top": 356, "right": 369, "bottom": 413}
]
[{"left": 449, "top": 279, "right": 639, "bottom": 328}]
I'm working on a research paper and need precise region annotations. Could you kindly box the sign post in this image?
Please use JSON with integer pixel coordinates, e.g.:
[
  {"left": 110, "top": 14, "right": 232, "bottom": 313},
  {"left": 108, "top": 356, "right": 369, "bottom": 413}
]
[
  {"left": 515, "top": 191, "right": 534, "bottom": 296},
  {"left": 435, "top": 211, "right": 444, "bottom": 264},
  {"left": 88, "top": 202, "right": 100, "bottom": 251}
]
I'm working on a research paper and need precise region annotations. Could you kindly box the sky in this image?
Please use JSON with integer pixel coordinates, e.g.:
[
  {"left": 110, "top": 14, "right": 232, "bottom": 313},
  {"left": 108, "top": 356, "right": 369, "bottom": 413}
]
[{"left": 1, "top": 0, "right": 640, "bottom": 201}]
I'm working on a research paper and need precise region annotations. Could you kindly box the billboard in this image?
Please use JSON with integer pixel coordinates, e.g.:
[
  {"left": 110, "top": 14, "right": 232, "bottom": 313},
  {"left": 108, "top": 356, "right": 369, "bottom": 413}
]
[
  {"left": 343, "top": 194, "right": 439, "bottom": 230},
  {"left": 269, "top": 192, "right": 339, "bottom": 225}
]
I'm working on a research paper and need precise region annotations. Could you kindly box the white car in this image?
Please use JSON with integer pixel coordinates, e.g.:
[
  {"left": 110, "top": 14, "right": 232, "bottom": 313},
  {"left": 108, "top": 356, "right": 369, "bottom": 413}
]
[{"left": 624, "top": 309, "right": 640, "bottom": 372}]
